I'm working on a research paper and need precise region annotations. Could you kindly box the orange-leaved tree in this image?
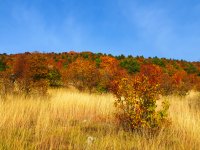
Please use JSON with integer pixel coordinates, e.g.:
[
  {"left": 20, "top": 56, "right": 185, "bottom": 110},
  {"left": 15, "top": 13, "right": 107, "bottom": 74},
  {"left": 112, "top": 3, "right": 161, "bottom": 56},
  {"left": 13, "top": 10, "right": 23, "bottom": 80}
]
[
  {"left": 171, "top": 70, "right": 191, "bottom": 96},
  {"left": 140, "top": 64, "right": 163, "bottom": 85},
  {"left": 13, "top": 53, "right": 49, "bottom": 95},
  {"left": 112, "top": 65, "right": 169, "bottom": 131},
  {"left": 63, "top": 58, "right": 100, "bottom": 92},
  {"left": 98, "top": 56, "right": 124, "bottom": 92}
]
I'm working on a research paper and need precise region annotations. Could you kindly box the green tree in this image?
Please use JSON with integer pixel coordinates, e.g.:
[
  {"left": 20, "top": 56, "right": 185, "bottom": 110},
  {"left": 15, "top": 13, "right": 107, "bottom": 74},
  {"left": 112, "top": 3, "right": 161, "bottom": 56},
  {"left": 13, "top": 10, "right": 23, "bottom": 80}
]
[
  {"left": 184, "top": 63, "right": 198, "bottom": 74},
  {"left": 115, "top": 54, "right": 125, "bottom": 60},
  {"left": 120, "top": 58, "right": 140, "bottom": 74},
  {"left": 0, "top": 56, "right": 7, "bottom": 71},
  {"left": 152, "top": 57, "right": 166, "bottom": 68}
]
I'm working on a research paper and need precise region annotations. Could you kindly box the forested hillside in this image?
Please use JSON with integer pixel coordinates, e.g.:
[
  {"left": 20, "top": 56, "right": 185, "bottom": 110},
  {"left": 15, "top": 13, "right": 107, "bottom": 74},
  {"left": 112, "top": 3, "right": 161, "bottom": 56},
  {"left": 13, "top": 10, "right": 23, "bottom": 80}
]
[
  {"left": 0, "top": 51, "right": 200, "bottom": 96},
  {"left": 1, "top": 51, "right": 200, "bottom": 149}
]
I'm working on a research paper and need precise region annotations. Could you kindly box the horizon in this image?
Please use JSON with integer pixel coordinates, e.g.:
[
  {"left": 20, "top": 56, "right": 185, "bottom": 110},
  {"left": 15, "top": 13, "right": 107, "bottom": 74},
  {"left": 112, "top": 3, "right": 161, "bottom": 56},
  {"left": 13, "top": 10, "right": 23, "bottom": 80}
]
[
  {"left": 1, "top": 50, "right": 197, "bottom": 62},
  {"left": 1, "top": 0, "right": 200, "bottom": 61}
]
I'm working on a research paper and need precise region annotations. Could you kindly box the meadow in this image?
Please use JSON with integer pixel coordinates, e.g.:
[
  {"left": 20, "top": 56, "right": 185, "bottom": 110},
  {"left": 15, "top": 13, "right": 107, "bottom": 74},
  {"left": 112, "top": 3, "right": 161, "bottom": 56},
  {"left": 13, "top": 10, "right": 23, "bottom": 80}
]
[{"left": 0, "top": 88, "right": 199, "bottom": 150}]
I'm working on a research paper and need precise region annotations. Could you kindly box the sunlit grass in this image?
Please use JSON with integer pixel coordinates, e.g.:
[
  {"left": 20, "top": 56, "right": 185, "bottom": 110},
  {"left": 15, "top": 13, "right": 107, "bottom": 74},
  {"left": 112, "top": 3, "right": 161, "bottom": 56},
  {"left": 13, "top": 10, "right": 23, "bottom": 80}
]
[{"left": 0, "top": 89, "right": 199, "bottom": 150}]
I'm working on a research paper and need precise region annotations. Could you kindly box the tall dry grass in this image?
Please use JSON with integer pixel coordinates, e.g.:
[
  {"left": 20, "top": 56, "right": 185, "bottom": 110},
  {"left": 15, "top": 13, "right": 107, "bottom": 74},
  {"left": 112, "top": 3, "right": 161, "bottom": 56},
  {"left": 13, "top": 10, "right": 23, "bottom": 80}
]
[{"left": 0, "top": 88, "right": 199, "bottom": 150}]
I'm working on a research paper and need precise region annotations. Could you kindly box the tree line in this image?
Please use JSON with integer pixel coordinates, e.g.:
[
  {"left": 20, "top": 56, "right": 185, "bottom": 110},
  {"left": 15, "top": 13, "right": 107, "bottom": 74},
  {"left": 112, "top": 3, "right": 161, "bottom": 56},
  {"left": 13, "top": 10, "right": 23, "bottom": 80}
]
[{"left": 0, "top": 51, "right": 199, "bottom": 96}]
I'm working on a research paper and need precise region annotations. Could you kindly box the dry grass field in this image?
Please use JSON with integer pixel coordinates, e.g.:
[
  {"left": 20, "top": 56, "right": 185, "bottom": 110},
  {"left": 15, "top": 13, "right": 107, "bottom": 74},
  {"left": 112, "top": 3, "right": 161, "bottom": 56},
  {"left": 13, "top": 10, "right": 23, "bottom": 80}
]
[{"left": 0, "top": 89, "right": 200, "bottom": 150}]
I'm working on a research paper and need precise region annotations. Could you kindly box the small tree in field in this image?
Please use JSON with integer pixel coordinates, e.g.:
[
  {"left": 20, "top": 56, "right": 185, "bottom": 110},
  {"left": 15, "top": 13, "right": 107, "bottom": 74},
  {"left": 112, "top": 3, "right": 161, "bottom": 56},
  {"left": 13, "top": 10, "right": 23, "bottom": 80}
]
[
  {"left": 64, "top": 58, "right": 100, "bottom": 92},
  {"left": 171, "top": 70, "right": 191, "bottom": 96},
  {"left": 13, "top": 54, "right": 31, "bottom": 94},
  {"left": 13, "top": 53, "right": 49, "bottom": 95},
  {"left": 98, "top": 56, "right": 123, "bottom": 92},
  {"left": 112, "top": 72, "right": 169, "bottom": 131}
]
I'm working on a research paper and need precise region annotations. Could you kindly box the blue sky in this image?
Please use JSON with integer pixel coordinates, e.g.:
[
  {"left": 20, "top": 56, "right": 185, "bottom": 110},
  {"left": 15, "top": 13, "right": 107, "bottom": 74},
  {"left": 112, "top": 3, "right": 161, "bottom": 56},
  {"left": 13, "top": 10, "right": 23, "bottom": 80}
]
[{"left": 0, "top": 0, "right": 200, "bottom": 61}]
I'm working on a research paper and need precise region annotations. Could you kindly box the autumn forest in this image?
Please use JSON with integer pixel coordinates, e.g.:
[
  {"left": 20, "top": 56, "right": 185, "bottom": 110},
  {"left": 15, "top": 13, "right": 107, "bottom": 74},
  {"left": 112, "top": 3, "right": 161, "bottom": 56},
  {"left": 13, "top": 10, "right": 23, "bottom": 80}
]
[
  {"left": 1, "top": 51, "right": 200, "bottom": 95},
  {"left": 0, "top": 51, "right": 200, "bottom": 149}
]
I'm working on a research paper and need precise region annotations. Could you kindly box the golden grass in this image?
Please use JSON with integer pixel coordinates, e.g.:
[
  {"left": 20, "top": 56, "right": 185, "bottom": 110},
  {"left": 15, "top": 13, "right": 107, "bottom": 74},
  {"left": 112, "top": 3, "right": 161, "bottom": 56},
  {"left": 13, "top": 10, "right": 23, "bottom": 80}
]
[{"left": 0, "top": 89, "right": 200, "bottom": 150}]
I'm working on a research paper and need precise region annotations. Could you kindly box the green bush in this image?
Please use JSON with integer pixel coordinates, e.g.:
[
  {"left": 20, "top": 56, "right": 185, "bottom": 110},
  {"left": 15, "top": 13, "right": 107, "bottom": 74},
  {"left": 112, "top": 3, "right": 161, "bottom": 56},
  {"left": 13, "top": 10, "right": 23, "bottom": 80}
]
[{"left": 47, "top": 68, "right": 62, "bottom": 87}]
